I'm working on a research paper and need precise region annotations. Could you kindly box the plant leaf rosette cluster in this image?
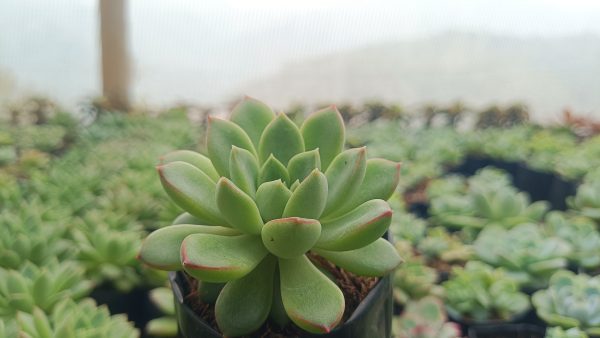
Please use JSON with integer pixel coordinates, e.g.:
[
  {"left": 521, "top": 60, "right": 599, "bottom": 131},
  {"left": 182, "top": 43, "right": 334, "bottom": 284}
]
[
  {"left": 139, "top": 98, "right": 402, "bottom": 336},
  {"left": 533, "top": 271, "right": 600, "bottom": 336}
]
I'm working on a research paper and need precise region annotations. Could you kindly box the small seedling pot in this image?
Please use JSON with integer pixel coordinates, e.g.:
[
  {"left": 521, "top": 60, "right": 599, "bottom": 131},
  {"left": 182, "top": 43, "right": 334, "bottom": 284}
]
[
  {"left": 169, "top": 270, "right": 393, "bottom": 338},
  {"left": 467, "top": 323, "right": 546, "bottom": 338}
]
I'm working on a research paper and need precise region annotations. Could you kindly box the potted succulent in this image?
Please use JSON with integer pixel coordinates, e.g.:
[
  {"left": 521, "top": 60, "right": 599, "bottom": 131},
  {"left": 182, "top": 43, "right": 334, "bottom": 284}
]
[
  {"left": 138, "top": 98, "right": 402, "bottom": 337},
  {"left": 442, "top": 261, "right": 530, "bottom": 327},
  {"left": 473, "top": 223, "right": 571, "bottom": 289},
  {"left": 393, "top": 296, "right": 461, "bottom": 338},
  {"left": 532, "top": 270, "right": 600, "bottom": 336}
]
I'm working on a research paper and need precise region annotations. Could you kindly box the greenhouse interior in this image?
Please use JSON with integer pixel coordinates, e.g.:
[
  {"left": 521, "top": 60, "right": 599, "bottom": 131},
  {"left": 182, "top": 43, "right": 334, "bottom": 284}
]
[{"left": 1, "top": 1, "right": 600, "bottom": 338}]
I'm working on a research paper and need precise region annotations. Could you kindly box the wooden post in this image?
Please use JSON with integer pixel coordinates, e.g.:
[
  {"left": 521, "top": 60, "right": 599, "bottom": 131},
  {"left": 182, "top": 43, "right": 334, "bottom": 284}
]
[{"left": 99, "top": 0, "right": 130, "bottom": 111}]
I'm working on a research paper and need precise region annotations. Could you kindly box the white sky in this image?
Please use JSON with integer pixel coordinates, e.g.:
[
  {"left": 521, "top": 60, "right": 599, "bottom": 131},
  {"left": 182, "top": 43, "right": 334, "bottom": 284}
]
[{"left": 1, "top": 0, "right": 600, "bottom": 107}]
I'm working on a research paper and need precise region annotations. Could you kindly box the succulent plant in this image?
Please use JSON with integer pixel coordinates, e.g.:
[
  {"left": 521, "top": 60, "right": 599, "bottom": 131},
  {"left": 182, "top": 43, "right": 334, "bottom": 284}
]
[
  {"left": 0, "top": 260, "right": 92, "bottom": 317},
  {"left": 71, "top": 218, "right": 143, "bottom": 292},
  {"left": 139, "top": 98, "right": 402, "bottom": 336},
  {"left": 393, "top": 296, "right": 461, "bottom": 338},
  {"left": 474, "top": 223, "right": 570, "bottom": 288},
  {"left": 533, "top": 271, "right": 600, "bottom": 335},
  {"left": 16, "top": 299, "right": 138, "bottom": 338},
  {"left": 417, "top": 227, "right": 473, "bottom": 264},
  {"left": 393, "top": 258, "right": 440, "bottom": 304},
  {"left": 544, "top": 211, "right": 600, "bottom": 269},
  {"left": 567, "top": 180, "right": 600, "bottom": 221},
  {"left": 442, "top": 261, "right": 530, "bottom": 322},
  {"left": 545, "top": 327, "right": 589, "bottom": 338},
  {"left": 390, "top": 204, "right": 427, "bottom": 246}
]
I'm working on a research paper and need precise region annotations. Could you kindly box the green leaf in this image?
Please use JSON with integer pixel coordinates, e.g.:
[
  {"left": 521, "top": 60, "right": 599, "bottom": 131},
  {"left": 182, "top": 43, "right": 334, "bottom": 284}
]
[
  {"left": 145, "top": 317, "right": 178, "bottom": 337},
  {"left": 261, "top": 218, "right": 321, "bottom": 259},
  {"left": 158, "top": 161, "right": 226, "bottom": 225},
  {"left": 317, "top": 199, "right": 392, "bottom": 251},
  {"left": 32, "top": 308, "right": 52, "bottom": 338},
  {"left": 215, "top": 255, "right": 276, "bottom": 337},
  {"left": 332, "top": 158, "right": 401, "bottom": 217},
  {"left": 172, "top": 212, "right": 205, "bottom": 225},
  {"left": 207, "top": 117, "right": 256, "bottom": 177},
  {"left": 216, "top": 178, "right": 264, "bottom": 235},
  {"left": 149, "top": 288, "right": 175, "bottom": 314},
  {"left": 314, "top": 238, "right": 401, "bottom": 276},
  {"left": 229, "top": 146, "right": 259, "bottom": 198},
  {"left": 139, "top": 224, "right": 239, "bottom": 270},
  {"left": 259, "top": 155, "right": 290, "bottom": 185},
  {"left": 283, "top": 169, "right": 328, "bottom": 219},
  {"left": 259, "top": 113, "right": 305, "bottom": 165},
  {"left": 287, "top": 149, "right": 322, "bottom": 184},
  {"left": 301, "top": 106, "right": 345, "bottom": 170},
  {"left": 279, "top": 255, "right": 344, "bottom": 333},
  {"left": 32, "top": 272, "right": 51, "bottom": 309},
  {"left": 322, "top": 148, "right": 367, "bottom": 217},
  {"left": 182, "top": 234, "right": 268, "bottom": 282},
  {"left": 270, "top": 268, "right": 290, "bottom": 327},
  {"left": 255, "top": 180, "right": 292, "bottom": 222},
  {"left": 230, "top": 96, "right": 275, "bottom": 148},
  {"left": 160, "top": 150, "right": 220, "bottom": 182}
]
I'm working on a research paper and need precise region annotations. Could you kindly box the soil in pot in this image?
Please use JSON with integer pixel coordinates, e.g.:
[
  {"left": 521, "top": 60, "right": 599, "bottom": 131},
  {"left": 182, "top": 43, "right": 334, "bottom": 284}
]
[{"left": 175, "top": 253, "right": 390, "bottom": 338}]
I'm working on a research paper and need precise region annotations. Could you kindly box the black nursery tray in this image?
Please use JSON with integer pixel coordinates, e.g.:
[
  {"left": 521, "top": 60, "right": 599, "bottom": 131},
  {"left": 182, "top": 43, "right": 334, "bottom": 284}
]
[{"left": 468, "top": 324, "right": 546, "bottom": 338}]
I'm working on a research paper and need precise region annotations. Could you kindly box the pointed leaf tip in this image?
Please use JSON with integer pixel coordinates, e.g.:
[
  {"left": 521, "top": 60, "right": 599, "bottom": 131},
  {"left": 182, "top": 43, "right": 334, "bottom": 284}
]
[
  {"left": 301, "top": 106, "right": 345, "bottom": 170},
  {"left": 259, "top": 113, "right": 305, "bottom": 166},
  {"left": 216, "top": 177, "right": 264, "bottom": 235},
  {"left": 230, "top": 97, "right": 275, "bottom": 148},
  {"left": 157, "top": 161, "right": 225, "bottom": 225},
  {"left": 207, "top": 117, "right": 256, "bottom": 177}
]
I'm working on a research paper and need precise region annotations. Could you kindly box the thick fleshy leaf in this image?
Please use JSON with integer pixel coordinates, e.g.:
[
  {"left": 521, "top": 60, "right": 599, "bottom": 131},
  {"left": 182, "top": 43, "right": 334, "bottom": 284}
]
[
  {"left": 255, "top": 180, "right": 292, "bottom": 222},
  {"left": 287, "top": 149, "right": 321, "bottom": 184},
  {"left": 215, "top": 255, "right": 276, "bottom": 337},
  {"left": 314, "top": 238, "right": 401, "bottom": 276},
  {"left": 261, "top": 218, "right": 321, "bottom": 259},
  {"left": 160, "top": 150, "right": 220, "bottom": 182},
  {"left": 216, "top": 178, "right": 264, "bottom": 235},
  {"left": 158, "top": 161, "right": 226, "bottom": 225},
  {"left": 181, "top": 234, "right": 268, "bottom": 282},
  {"left": 317, "top": 199, "right": 392, "bottom": 251},
  {"left": 230, "top": 97, "right": 275, "bottom": 148},
  {"left": 259, "top": 155, "right": 290, "bottom": 185},
  {"left": 270, "top": 268, "right": 290, "bottom": 327},
  {"left": 332, "top": 158, "right": 401, "bottom": 217},
  {"left": 229, "top": 146, "right": 259, "bottom": 198},
  {"left": 283, "top": 169, "right": 328, "bottom": 219},
  {"left": 279, "top": 255, "right": 344, "bottom": 333},
  {"left": 139, "top": 224, "right": 239, "bottom": 270},
  {"left": 207, "top": 117, "right": 256, "bottom": 177},
  {"left": 258, "top": 113, "right": 305, "bottom": 165},
  {"left": 322, "top": 148, "right": 367, "bottom": 217},
  {"left": 300, "top": 106, "right": 345, "bottom": 170},
  {"left": 172, "top": 212, "right": 205, "bottom": 225}
]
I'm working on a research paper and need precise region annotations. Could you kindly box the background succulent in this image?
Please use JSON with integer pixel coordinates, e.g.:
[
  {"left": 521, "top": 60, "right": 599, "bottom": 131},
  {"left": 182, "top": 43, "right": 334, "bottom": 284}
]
[
  {"left": 16, "top": 299, "right": 138, "bottom": 338},
  {"left": 139, "top": 98, "right": 402, "bottom": 336},
  {"left": 442, "top": 261, "right": 530, "bottom": 322},
  {"left": 533, "top": 271, "right": 600, "bottom": 336},
  {"left": 567, "top": 180, "right": 600, "bottom": 222},
  {"left": 393, "top": 296, "right": 461, "bottom": 338},
  {"left": 545, "top": 327, "right": 589, "bottom": 338},
  {"left": 544, "top": 211, "right": 600, "bottom": 270},
  {"left": 474, "top": 223, "right": 570, "bottom": 288},
  {"left": 394, "top": 258, "right": 440, "bottom": 304},
  {"left": 145, "top": 287, "right": 177, "bottom": 337}
]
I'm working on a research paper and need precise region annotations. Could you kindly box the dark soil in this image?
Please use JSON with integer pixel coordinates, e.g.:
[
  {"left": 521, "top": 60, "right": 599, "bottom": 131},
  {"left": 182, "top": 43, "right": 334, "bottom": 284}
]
[{"left": 182, "top": 254, "right": 378, "bottom": 338}]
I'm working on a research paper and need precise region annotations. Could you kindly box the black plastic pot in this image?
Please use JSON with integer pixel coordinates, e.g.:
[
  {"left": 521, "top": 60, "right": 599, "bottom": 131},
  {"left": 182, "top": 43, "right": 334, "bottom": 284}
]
[
  {"left": 548, "top": 175, "right": 577, "bottom": 211},
  {"left": 169, "top": 270, "right": 393, "bottom": 338},
  {"left": 514, "top": 164, "right": 554, "bottom": 203},
  {"left": 91, "top": 285, "right": 161, "bottom": 337},
  {"left": 467, "top": 324, "right": 545, "bottom": 338},
  {"left": 449, "top": 309, "right": 531, "bottom": 336}
]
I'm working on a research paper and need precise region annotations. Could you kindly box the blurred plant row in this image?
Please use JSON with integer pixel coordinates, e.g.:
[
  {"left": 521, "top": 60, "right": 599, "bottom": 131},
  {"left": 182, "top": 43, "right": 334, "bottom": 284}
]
[{"left": 1, "top": 97, "right": 600, "bottom": 337}]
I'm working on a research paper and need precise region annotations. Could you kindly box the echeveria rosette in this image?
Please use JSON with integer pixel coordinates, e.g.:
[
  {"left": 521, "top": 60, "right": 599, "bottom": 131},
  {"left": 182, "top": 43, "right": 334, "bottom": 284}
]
[
  {"left": 533, "top": 271, "right": 600, "bottom": 336},
  {"left": 138, "top": 97, "right": 402, "bottom": 336}
]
